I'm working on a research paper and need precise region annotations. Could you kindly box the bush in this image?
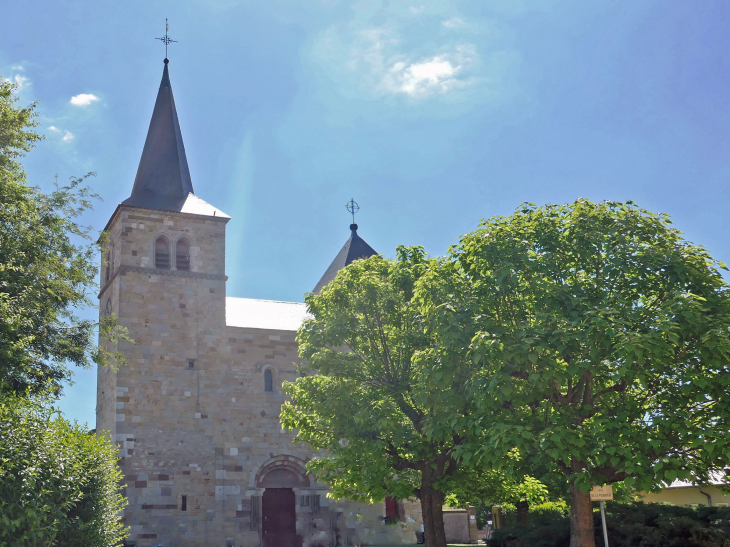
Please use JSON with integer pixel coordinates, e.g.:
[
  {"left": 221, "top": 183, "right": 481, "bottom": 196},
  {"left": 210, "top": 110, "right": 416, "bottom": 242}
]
[
  {"left": 500, "top": 501, "right": 570, "bottom": 527},
  {"left": 0, "top": 396, "right": 128, "bottom": 546},
  {"left": 489, "top": 502, "right": 730, "bottom": 547}
]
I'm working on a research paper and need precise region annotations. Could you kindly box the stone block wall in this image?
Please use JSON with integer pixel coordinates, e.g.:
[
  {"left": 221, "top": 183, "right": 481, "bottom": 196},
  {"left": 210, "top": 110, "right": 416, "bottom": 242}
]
[{"left": 97, "top": 205, "right": 424, "bottom": 546}]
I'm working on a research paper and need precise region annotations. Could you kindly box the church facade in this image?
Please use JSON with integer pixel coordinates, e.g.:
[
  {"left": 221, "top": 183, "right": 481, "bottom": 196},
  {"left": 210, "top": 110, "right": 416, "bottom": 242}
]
[{"left": 96, "top": 59, "right": 423, "bottom": 547}]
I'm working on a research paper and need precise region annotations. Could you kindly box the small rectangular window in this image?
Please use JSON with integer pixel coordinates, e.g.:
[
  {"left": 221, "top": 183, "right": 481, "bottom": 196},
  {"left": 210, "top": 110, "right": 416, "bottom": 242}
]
[
  {"left": 181, "top": 495, "right": 187, "bottom": 511},
  {"left": 188, "top": 361, "right": 195, "bottom": 368}
]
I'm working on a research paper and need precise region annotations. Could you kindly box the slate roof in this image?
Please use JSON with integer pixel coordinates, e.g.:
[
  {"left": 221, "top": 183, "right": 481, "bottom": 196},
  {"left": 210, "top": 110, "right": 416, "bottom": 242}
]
[
  {"left": 312, "top": 223, "right": 378, "bottom": 294},
  {"left": 226, "top": 297, "right": 308, "bottom": 331},
  {"left": 122, "top": 59, "right": 200, "bottom": 213}
]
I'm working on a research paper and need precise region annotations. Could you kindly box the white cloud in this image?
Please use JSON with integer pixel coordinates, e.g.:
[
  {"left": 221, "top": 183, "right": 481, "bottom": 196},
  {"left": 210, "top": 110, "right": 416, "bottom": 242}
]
[
  {"left": 409, "top": 5, "right": 425, "bottom": 15},
  {"left": 48, "top": 126, "right": 61, "bottom": 133},
  {"left": 62, "top": 131, "right": 74, "bottom": 143},
  {"left": 442, "top": 17, "right": 465, "bottom": 29},
  {"left": 392, "top": 56, "right": 464, "bottom": 96},
  {"left": 11, "top": 65, "right": 24, "bottom": 71},
  {"left": 70, "top": 93, "right": 100, "bottom": 107}
]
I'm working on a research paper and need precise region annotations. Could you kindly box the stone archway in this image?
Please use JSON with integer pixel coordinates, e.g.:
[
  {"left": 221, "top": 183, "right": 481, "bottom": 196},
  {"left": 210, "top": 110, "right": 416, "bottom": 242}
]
[{"left": 256, "top": 456, "right": 309, "bottom": 547}]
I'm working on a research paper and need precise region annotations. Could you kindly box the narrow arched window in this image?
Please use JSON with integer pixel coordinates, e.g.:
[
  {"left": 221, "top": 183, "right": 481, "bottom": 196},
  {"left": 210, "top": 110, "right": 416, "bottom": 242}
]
[
  {"left": 176, "top": 237, "right": 191, "bottom": 271},
  {"left": 155, "top": 236, "right": 170, "bottom": 269},
  {"left": 264, "top": 369, "right": 273, "bottom": 392},
  {"left": 104, "top": 248, "right": 110, "bottom": 282}
]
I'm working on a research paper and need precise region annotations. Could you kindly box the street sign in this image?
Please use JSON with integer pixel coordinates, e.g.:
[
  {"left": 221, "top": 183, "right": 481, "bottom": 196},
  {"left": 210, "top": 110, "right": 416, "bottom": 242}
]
[
  {"left": 591, "top": 486, "right": 613, "bottom": 547},
  {"left": 590, "top": 485, "right": 614, "bottom": 501}
]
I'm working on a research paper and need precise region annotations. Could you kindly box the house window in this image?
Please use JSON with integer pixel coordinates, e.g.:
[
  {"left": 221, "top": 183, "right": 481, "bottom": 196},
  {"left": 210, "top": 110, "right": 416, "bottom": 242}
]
[
  {"left": 176, "top": 237, "right": 191, "bottom": 271},
  {"left": 264, "top": 369, "right": 273, "bottom": 392},
  {"left": 104, "top": 249, "right": 110, "bottom": 282},
  {"left": 181, "top": 495, "right": 187, "bottom": 511},
  {"left": 155, "top": 236, "right": 170, "bottom": 269}
]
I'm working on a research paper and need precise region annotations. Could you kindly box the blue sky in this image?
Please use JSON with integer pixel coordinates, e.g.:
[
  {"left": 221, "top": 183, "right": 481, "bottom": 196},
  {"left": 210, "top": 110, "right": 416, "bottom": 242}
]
[{"left": 3, "top": 0, "right": 730, "bottom": 426}]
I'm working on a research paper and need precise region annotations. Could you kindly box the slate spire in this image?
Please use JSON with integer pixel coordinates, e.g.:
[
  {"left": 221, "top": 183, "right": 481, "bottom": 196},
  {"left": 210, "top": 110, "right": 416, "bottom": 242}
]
[
  {"left": 313, "top": 223, "right": 378, "bottom": 294},
  {"left": 122, "top": 59, "right": 194, "bottom": 211}
]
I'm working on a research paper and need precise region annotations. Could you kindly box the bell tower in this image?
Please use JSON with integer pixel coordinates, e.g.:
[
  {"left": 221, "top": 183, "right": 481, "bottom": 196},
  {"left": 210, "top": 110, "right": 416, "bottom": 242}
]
[{"left": 96, "top": 58, "right": 231, "bottom": 540}]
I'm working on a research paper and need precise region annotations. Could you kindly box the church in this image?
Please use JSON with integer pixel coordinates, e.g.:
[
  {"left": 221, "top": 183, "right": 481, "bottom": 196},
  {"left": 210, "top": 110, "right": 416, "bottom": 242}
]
[{"left": 96, "top": 57, "right": 425, "bottom": 547}]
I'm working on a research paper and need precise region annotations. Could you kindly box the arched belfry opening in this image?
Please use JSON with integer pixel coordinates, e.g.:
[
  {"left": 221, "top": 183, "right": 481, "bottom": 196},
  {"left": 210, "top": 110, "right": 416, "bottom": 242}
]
[
  {"left": 175, "top": 236, "right": 191, "bottom": 271},
  {"left": 154, "top": 235, "right": 171, "bottom": 269}
]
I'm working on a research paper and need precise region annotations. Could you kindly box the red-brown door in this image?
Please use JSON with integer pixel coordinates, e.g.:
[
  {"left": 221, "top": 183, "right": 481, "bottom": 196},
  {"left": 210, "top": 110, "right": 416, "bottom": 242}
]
[{"left": 262, "top": 488, "right": 297, "bottom": 547}]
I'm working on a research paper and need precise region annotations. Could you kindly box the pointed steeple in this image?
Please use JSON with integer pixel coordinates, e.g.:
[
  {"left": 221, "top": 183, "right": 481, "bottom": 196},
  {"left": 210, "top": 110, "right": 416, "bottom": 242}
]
[
  {"left": 122, "top": 59, "right": 194, "bottom": 212},
  {"left": 313, "top": 223, "right": 378, "bottom": 294}
]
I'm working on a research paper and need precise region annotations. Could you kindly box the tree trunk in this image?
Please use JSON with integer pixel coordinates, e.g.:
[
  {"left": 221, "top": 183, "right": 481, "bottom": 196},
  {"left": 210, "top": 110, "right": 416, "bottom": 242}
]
[
  {"left": 570, "top": 480, "right": 596, "bottom": 547},
  {"left": 420, "top": 468, "right": 447, "bottom": 547},
  {"left": 516, "top": 500, "right": 529, "bottom": 526}
]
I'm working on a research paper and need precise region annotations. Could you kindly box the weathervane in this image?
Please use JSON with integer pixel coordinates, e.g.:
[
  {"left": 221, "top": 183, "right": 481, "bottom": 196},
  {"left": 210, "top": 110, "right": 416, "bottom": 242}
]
[
  {"left": 346, "top": 198, "right": 360, "bottom": 225},
  {"left": 156, "top": 18, "right": 177, "bottom": 59}
]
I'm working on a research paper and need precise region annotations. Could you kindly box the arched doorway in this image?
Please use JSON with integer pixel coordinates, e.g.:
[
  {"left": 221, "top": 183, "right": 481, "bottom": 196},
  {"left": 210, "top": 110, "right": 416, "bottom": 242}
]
[{"left": 256, "top": 459, "right": 309, "bottom": 547}]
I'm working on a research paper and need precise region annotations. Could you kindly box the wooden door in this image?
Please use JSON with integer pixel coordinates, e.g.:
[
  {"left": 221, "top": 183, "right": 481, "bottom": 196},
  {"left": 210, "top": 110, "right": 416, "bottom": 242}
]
[{"left": 262, "top": 488, "right": 297, "bottom": 547}]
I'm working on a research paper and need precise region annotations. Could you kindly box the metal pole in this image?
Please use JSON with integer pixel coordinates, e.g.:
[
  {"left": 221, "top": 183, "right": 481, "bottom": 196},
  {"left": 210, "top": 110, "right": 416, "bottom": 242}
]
[{"left": 600, "top": 501, "right": 609, "bottom": 547}]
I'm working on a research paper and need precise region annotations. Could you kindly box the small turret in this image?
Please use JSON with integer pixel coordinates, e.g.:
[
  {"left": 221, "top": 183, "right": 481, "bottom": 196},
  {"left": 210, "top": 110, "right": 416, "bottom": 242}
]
[{"left": 313, "top": 222, "right": 377, "bottom": 294}]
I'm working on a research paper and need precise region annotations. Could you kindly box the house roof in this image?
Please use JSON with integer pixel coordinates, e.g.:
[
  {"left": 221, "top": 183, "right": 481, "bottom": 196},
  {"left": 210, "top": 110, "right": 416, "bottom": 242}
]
[
  {"left": 226, "top": 297, "right": 308, "bottom": 331},
  {"left": 122, "top": 59, "right": 197, "bottom": 213},
  {"left": 312, "top": 223, "right": 377, "bottom": 294}
]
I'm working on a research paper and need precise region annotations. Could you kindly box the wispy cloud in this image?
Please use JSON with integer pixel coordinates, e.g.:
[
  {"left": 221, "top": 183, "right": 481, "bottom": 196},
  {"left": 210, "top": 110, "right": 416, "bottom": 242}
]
[
  {"left": 442, "top": 17, "right": 465, "bottom": 29},
  {"left": 70, "top": 93, "right": 100, "bottom": 107},
  {"left": 47, "top": 125, "right": 74, "bottom": 143},
  {"left": 309, "top": 5, "right": 520, "bottom": 108},
  {"left": 3, "top": 74, "right": 28, "bottom": 90},
  {"left": 346, "top": 28, "right": 476, "bottom": 98}
]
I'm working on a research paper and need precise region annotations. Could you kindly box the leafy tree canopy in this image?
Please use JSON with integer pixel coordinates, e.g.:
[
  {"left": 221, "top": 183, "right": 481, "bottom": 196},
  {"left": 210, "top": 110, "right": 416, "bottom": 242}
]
[
  {"left": 282, "top": 247, "right": 486, "bottom": 547},
  {"left": 0, "top": 79, "right": 126, "bottom": 396},
  {"left": 417, "top": 199, "right": 730, "bottom": 547},
  {"left": 0, "top": 395, "right": 128, "bottom": 546}
]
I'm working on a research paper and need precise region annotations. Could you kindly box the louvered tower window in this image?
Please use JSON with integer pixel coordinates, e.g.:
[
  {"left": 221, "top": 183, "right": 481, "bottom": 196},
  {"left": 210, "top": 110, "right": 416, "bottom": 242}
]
[
  {"left": 176, "top": 237, "right": 191, "bottom": 271},
  {"left": 155, "top": 236, "right": 171, "bottom": 269}
]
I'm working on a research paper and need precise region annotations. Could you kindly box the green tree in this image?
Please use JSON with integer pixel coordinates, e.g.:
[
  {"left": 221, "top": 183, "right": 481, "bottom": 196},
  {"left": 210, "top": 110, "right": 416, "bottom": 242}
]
[
  {"left": 418, "top": 199, "right": 730, "bottom": 547},
  {"left": 0, "top": 79, "right": 126, "bottom": 396},
  {"left": 282, "top": 247, "right": 483, "bottom": 547},
  {"left": 0, "top": 395, "right": 128, "bottom": 546},
  {"left": 448, "top": 470, "right": 550, "bottom": 526}
]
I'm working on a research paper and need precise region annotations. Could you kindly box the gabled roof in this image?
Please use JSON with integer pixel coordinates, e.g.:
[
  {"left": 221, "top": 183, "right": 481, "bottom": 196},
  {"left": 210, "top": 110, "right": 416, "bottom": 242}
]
[
  {"left": 313, "top": 223, "right": 377, "bottom": 294},
  {"left": 122, "top": 59, "right": 195, "bottom": 212}
]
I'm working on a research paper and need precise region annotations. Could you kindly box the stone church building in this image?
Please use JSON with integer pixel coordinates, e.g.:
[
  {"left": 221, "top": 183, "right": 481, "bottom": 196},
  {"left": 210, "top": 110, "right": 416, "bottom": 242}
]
[{"left": 96, "top": 59, "right": 424, "bottom": 547}]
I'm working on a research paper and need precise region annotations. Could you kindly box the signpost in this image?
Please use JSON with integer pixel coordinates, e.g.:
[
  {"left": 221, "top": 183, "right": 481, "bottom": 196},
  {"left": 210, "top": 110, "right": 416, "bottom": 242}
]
[{"left": 590, "top": 485, "right": 613, "bottom": 547}]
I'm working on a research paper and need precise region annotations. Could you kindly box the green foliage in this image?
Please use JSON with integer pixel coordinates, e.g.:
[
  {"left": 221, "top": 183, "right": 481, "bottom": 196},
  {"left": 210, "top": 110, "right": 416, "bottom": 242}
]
[
  {"left": 418, "top": 199, "right": 730, "bottom": 492},
  {"left": 0, "top": 395, "right": 128, "bottom": 546},
  {"left": 490, "top": 502, "right": 730, "bottom": 547},
  {"left": 500, "top": 501, "right": 570, "bottom": 527},
  {"left": 0, "top": 79, "right": 129, "bottom": 396},
  {"left": 282, "top": 246, "right": 488, "bottom": 546}
]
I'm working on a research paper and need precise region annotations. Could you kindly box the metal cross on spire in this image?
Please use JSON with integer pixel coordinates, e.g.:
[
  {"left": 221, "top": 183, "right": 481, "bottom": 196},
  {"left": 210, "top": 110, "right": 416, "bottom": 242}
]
[
  {"left": 156, "top": 18, "right": 177, "bottom": 59},
  {"left": 346, "top": 198, "right": 360, "bottom": 224}
]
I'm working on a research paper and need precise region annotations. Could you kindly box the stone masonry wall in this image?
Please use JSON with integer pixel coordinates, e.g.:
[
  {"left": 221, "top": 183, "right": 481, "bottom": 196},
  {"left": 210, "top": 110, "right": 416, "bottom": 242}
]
[{"left": 98, "top": 205, "right": 423, "bottom": 546}]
